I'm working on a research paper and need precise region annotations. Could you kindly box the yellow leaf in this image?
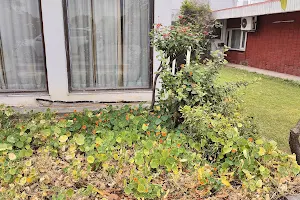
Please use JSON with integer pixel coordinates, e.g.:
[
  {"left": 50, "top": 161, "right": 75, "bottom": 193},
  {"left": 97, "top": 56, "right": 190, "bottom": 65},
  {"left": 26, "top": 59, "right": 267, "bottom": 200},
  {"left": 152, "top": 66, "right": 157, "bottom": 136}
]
[
  {"left": 259, "top": 147, "right": 266, "bottom": 156},
  {"left": 19, "top": 177, "right": 27, "bottom": 186},
  {"left": 26, "top": 177, "right": 33, "bottom": 183},
  {"left": 102, "top": 162, "right": 109, "bottom": 170},
  {"left": 221, "top": 176, "right": 231, "bottom": 187},
  {"left": 280, "top": 0, "right": 287, "bottom": 10},
  {"left": 93, "top": 187, "right": 105, "bottom": 196},
  {"left": 198, "top": 167, "right": 205, "bottom": 180},
  {"left": 113, "top": 154, "right": 119, "bottom": 160}
]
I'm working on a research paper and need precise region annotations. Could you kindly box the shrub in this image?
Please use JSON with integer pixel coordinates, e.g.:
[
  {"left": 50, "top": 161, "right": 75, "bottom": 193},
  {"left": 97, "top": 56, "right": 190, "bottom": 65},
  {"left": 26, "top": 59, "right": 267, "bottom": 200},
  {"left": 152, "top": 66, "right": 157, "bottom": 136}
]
[{"left": 181, "top": 104, "right": 300, "bottom": 197}]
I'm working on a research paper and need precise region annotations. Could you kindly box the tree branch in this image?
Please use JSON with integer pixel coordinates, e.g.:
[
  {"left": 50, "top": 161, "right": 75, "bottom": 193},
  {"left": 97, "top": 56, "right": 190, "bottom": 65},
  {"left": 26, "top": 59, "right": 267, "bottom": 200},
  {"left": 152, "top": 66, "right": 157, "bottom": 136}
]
[{"left": 150, "top": 63, "right": 163, "bottom": 110}]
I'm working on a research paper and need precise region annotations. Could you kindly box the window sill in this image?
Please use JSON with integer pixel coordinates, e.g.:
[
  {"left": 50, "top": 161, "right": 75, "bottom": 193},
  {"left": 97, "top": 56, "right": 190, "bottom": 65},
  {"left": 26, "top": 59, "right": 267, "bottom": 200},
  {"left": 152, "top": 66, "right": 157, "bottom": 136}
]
[
  {"left": 228, "top": 48, "right": 246, "bottom": 52},
  {"left": 0, "top": 92, "right": 49, "bottom": 97},
  {"left": 69, "top": 89, "right": 152, "bottom": 95}
]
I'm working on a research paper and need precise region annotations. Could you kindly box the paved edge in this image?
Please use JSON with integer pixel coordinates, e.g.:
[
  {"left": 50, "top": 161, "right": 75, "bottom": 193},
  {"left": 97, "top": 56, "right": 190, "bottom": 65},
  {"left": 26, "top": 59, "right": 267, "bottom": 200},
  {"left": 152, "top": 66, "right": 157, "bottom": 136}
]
[{"left": 227, "top": 63, "right": 300, "bottom": 82}]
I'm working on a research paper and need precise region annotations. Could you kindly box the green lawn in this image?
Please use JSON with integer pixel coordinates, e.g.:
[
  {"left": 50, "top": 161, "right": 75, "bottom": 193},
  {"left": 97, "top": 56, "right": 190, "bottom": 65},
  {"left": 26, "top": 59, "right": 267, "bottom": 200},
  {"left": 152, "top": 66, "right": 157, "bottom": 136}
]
[{"left": 218, "top": 67, "right": 300, "bottom": 152}]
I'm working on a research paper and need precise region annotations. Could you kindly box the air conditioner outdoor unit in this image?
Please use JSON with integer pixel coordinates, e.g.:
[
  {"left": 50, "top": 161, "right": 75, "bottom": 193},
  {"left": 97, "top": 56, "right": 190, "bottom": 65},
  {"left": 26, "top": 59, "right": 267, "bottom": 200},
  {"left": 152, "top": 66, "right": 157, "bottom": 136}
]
[{"left": 241, "top": 16, "right": 257, "bottom": 31}]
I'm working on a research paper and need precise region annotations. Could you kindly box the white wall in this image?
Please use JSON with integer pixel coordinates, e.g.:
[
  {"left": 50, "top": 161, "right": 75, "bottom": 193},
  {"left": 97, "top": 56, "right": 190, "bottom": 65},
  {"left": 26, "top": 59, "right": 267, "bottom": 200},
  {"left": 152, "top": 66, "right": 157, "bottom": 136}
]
[
  {"left": 0, "top": 0, "right": 173, "bottom": 107},
  {"left": 210, "top": 0, "right": 236, "bottom": 10}
]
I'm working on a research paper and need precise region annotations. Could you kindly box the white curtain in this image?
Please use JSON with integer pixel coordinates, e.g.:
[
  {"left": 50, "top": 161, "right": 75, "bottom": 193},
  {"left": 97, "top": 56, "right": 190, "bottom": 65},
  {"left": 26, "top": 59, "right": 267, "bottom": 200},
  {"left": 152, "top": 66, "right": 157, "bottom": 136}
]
[
  {"left": 94, "top": 0, "right": 118, "bottom": 88},
  {"left": 123, "top": 0, "right": 150, "bottom": 88},
  {"left": 231, "top": 30, "right": 242, "bottom": 49},
  {"left": 0, "top": 0, "right": 46, "bottom": 90},
  {"left": 67, "top": 0, "right": 150, "bottom": 90},
  {"left": 67, "top": 0, "right": 94, "bottom": 89}
]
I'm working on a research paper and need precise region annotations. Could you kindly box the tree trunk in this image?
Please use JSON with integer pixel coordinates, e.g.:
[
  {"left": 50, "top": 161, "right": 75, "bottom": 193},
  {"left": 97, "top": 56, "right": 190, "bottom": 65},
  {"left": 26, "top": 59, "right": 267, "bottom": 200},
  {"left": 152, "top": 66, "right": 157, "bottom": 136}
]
[{"left": 289, "top": 120, "right": 300, "bottom": 165}]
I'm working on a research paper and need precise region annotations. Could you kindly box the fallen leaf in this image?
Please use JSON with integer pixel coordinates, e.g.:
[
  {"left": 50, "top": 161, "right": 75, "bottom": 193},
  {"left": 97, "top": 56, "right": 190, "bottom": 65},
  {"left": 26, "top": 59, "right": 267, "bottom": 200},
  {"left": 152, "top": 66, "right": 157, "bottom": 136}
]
[{"left": 107, "top": 194, "right": 120, "bottom": 200}]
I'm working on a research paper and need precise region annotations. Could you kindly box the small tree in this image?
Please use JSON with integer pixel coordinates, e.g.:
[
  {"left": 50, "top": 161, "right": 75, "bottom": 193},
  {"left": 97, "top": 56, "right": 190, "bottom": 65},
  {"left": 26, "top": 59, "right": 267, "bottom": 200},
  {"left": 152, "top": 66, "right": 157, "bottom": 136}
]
[{"left": 150, "top": 0, "right": 215, "bottom": 111}]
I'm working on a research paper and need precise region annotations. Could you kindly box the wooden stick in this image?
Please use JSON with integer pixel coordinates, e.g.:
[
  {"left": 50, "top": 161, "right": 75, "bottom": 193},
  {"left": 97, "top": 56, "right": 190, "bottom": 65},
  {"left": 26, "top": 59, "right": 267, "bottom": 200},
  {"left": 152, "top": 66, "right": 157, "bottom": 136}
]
[{"left": 289, "top": 120, "right": 300, "bottom": 165}]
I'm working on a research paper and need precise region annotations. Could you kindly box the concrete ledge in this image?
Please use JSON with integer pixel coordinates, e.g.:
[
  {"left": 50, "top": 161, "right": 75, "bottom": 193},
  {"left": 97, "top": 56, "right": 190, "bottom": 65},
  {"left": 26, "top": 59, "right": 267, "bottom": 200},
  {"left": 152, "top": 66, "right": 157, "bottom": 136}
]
[
  {"left": 11, "top": 102, "right": 149, "bottom": 114},
  {"left": 227, "top": 63, "right": 300, "bottom": 82}
]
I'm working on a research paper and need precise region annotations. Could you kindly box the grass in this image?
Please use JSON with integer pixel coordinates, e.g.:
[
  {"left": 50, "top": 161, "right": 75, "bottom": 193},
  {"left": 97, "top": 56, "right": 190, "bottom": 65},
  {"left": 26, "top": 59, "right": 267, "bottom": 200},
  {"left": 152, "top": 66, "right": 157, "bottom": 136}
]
[{"left": 218, "top": 67, "right": 300, "bottom": 152}]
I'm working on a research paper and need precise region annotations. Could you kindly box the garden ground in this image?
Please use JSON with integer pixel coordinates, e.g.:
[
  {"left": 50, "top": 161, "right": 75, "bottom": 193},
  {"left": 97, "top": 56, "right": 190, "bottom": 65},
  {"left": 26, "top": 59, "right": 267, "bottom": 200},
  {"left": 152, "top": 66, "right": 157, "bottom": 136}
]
[{"left": 218, "top": 67, "right": 300, "bottom": 152}]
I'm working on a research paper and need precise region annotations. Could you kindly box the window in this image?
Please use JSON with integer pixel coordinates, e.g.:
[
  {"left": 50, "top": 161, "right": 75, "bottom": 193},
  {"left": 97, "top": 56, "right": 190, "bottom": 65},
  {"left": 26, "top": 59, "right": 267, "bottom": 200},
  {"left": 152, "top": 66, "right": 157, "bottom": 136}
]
[
  {"left": 64, "top": 0, "right": 153, "bottom": 91},
  {"left": 226, "top": 29, "right": 247, "bottom": 51},
  {"left": 0, "top": 0, "right": 47, "bottom": 92}
]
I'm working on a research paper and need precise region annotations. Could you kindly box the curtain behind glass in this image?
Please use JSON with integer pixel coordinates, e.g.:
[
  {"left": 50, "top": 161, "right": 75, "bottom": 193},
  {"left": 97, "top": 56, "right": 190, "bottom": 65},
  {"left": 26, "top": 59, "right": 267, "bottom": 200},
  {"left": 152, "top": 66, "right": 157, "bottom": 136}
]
[
  {"left": 67, "top": 0, "right": 150, "bottom": 90},
  {"left": 0, "top": 0, "right": 46, "bottom": 91},
  {"left": 67, "top": 0, "right": 93, "bottom": 89},
  {"left": 231, "top": 30, "right": 242, "bottom": 49},
  {"left": 94, "top": 0, "right": 118, "bottom": 88},
  {"left": 123, "top": 0, "right": 150, "bottom": 88}
]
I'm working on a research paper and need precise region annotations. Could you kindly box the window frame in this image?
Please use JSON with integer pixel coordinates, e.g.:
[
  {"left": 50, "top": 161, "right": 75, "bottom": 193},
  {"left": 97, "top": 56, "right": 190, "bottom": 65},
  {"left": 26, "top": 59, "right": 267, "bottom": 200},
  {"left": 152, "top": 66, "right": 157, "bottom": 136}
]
[
  {"left": 62, "top": 0, "right": 155, "bottom": 92},
  {"left": 226, "top": 28, "right": 248, "bottom": 52},
  {"left": 0, "top": 0, "right": 48, "bottom": 94}
]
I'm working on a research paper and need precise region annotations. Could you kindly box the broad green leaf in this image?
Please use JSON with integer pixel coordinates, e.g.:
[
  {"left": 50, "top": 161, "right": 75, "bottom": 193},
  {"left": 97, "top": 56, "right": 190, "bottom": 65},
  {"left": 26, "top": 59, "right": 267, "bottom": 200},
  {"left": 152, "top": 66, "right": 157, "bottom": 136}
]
[
  {"left": 0, "top": 143, "right": 8, "bottom": 151},
  {"left": 116, "top": 137, "right": 122, "bottom": 143},
  {"left": 242, "top": 169, "right": 254, "bottom": 180},
  {"left": 256, "top": 139, "right": 264, "bottom": 145},
  {"left": 259, "top": 166, "right": 265, "bottom": 173},
  {"left": 25, "top": 149, "right": 33, "bottom": 157},
  {"left": 161, "top": 115, "right": 168, "bottom": 122},
  {"left": 142, "top": 124, "right": 149, "bottom": 131},
  {"left": 137, "top": 183, "right": 146, "bottom": 193},
  {"left": 75, "top": 134, "right": 85, "bottom": 145},
  {"left": 155, "top": 118, "right": 162, "bottom": 125},
  {"left": 135, "top": 154, "right": 144, "bottom": 166},
  {"left": 41, "top": 129, "right": 51, "bottom": 137},
  {"left": 9, "top": 168, "right": 17, "bottom": 175},
  {"left": 143, "top": 149, "right": 150, "bottom": 156},
  {"left": 66, "top": 189, "right": 74, "bottom": 197},
  {"left": 87, "top": 156, "right": 95, "bottom": 164},
  {"left": 150, "top": 159, "right": 159, "bottom": 168},
  {"left": 256, "top": 179, "right": 263, "bottom": 188},
  {"left": 124, "top": 187, "right": 132, "bottom": 194},
  {"left": 222, "top": 146, "right": 232, "bottom": 154},
  {"left": 15, "top": 141, "right": 24, "bottom": 148},
  {"left": 25, "top": 160, "right": 32, "bottom": 167},
  {"left": 8, "top": 153, "right": 17, "bottom": 161},
  {"left": 144, "top": 141, "right": 153, "bottom": 150},
  {"left": 7, "top": 136, "right": 16, "bottom": 144},
  {"left": 95, "top": 137, "right": 102, "bottom": 145},
  {"left": 59, "top": 135, "right": 68, "bottom": 143},
  {"left": 53, "top": 126, "right": 61, "bottom": 135}
]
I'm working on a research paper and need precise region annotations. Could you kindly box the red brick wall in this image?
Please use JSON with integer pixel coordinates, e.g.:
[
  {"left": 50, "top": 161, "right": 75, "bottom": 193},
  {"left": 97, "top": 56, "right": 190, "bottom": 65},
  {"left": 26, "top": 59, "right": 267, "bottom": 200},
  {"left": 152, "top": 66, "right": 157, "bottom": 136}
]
[{"left": 226, "top": 11, "right": 300, "bottom": 76}]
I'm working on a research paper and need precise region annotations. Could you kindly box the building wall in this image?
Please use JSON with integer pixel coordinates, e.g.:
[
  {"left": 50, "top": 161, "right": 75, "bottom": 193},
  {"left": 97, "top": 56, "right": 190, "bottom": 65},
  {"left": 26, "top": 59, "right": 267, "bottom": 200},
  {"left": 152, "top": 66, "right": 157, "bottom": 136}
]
[
  {"left": 226, "top": 11, "right": 300, "bottom": 76},
  {"left": 0, "top": 0, "right": 173, "bottom": 106}
]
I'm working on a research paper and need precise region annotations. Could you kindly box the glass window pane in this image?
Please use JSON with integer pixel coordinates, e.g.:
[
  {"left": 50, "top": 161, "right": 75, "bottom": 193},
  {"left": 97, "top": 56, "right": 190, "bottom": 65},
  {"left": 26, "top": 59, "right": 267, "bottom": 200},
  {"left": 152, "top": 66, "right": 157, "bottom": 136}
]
[
  {"left": 241, "top": 31, "right": 246, "bottom": 48},
  {"left": 226, "top": 31, "right": 230, "bottom": 46},
  {"left": 0, "top": 0, "right": 47, "bottom": 91},
  {"left": 66, "top": 0, "right": 151, "bottom": 90},
  {"left": 67, "top": 0, "right": 94, "bottom": 89},
  {"left": 94, "top": 0, "right": 119, "bottom": 88},
  {"left": 123, "top": 0, "right": 150, "bottom": 88},
  {"left": 231, "top": 30, "right": 242, "bottom": 49}
]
